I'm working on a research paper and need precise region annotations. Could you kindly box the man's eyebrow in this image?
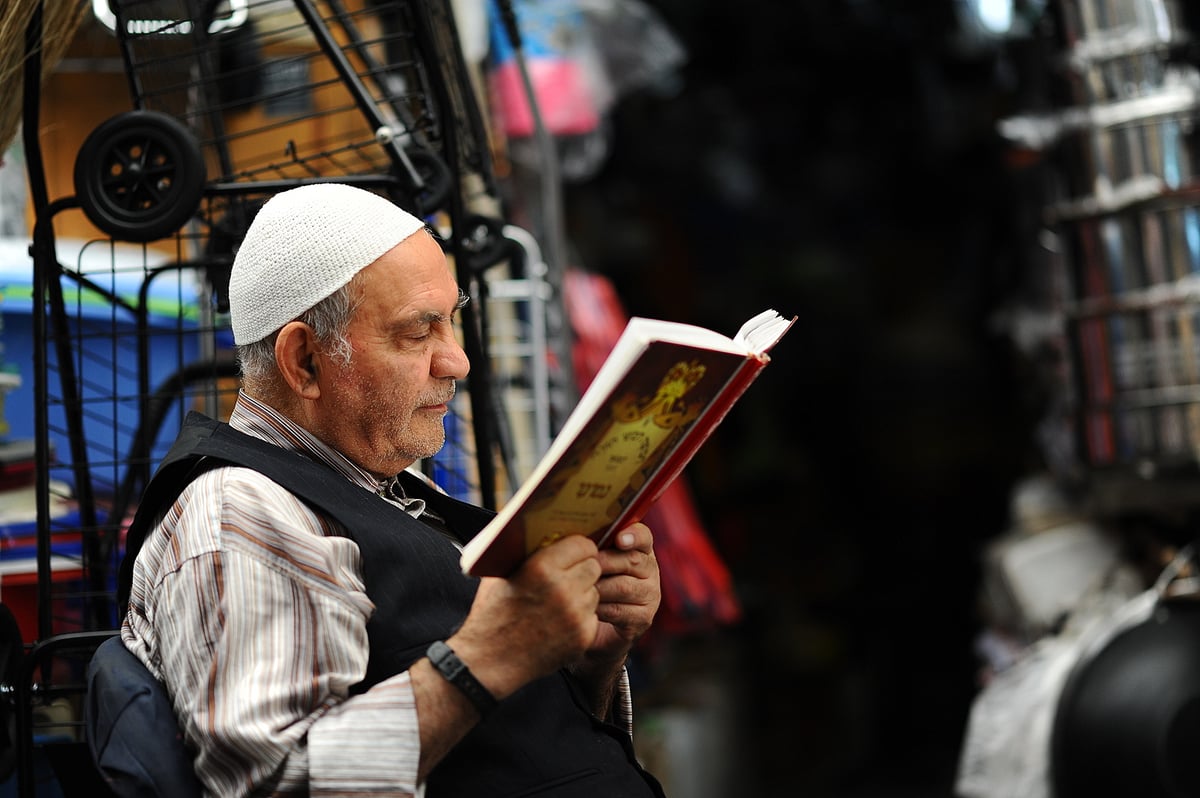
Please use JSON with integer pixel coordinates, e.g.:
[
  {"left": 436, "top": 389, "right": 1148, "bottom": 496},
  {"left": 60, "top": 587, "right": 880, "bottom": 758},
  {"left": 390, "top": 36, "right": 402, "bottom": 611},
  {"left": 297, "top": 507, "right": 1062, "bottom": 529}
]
[
  {"left": 404, "top": 310, "right": 449, "bottom": 328},
  {"left": 397, "top": 292, "right": 467, "bottom": 331}
]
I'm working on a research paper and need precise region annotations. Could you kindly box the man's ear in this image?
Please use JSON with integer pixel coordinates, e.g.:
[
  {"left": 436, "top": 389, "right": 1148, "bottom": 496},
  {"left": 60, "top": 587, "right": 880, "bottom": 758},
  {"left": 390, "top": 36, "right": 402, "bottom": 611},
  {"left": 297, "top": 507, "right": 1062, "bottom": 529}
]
[{"left": 274, "top": 321, "right": 322, "bottom": 398}]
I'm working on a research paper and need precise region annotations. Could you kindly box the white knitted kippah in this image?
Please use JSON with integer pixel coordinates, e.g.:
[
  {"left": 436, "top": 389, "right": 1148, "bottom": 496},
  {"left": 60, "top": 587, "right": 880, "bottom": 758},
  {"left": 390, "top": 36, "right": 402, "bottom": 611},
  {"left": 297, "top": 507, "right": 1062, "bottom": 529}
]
[{"left": 229, "top": 183, "right": 426, "bottom": 344}]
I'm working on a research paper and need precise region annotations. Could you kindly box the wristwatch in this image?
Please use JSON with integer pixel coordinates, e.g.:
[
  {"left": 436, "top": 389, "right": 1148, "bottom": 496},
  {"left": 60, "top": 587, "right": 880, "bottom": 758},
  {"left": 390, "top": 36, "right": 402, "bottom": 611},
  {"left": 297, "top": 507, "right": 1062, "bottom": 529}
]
[{"left": 426, "top": 640, "right": 498, "bottom": 717}]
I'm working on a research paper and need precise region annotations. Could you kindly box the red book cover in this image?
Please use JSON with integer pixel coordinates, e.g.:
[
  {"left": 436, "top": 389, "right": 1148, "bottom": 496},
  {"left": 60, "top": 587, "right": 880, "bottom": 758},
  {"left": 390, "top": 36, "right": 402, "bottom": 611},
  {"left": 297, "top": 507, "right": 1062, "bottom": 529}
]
[{"left": 461, "top": 310, "right": 793, "bottom": 577}]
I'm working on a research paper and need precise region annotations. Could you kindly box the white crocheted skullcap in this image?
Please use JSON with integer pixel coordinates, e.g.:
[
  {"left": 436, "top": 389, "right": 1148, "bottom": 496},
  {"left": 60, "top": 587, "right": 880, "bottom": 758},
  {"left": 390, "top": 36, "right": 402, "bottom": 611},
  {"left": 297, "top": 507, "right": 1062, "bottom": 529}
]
[{"left": 229, "top": 183, "right": 425, "bottom": 344}]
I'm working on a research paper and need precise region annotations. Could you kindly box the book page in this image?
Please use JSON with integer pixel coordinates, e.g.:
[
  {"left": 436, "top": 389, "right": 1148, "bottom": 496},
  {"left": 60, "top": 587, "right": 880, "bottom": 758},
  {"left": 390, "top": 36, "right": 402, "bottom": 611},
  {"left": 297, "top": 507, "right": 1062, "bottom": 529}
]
[
  {"left": 616, "top": 317, "right": 748, "bottom": 355},
  {"left": 736, "top": 309, "right": 794, "bottom": 352},
  {"left": 561, "top": 310, "right": 788, "bottom": 447}
]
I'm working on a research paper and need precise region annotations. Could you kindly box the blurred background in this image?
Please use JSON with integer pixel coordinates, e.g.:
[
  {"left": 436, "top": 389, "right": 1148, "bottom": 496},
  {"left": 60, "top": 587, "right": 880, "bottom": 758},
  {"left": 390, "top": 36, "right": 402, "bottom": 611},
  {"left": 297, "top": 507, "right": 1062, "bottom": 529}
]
[
  {"left": 559, "top": 1, "right": 1200, "bottom": 796},
  {"left": 566, "top": 2, "right": 1045, "bottom": 796},
  {"left": 5, "top": 0, "right": 1200, "bottom": 796}
]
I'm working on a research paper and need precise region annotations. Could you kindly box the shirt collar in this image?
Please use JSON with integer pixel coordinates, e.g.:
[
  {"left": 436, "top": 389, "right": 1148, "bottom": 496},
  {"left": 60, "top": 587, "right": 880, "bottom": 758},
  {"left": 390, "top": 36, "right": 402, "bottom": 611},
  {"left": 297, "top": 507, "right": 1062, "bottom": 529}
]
[
  {"left": 229, "top": 391, "right": 382, "bottom": 494},
  {"left": 378, "top": 475, "right": 427, "bottom": 518},
  {"left": 228, "top": 391, "right": 438, "bottom": 519}
]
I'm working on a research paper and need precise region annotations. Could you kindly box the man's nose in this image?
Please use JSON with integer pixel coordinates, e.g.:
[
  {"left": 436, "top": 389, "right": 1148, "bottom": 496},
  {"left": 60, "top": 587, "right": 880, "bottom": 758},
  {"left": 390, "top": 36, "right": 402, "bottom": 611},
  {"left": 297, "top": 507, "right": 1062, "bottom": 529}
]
[{"left": 433, "top": 336, "right": 470, "bottom": 380}]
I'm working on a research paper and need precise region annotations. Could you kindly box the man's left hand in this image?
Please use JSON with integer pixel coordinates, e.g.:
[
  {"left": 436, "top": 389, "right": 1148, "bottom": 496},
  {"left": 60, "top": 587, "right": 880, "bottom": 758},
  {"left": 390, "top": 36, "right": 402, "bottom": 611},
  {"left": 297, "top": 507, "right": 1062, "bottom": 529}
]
[{"left": 590, "top": 522, "right": 661, "bottom": 662}]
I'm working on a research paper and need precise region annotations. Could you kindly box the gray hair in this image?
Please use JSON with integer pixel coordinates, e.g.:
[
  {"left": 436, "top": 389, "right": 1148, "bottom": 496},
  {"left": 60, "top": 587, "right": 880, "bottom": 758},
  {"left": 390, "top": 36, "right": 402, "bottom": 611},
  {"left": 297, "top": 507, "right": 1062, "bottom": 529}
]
[{"left": 236, "top": 276, "right": 362, "bottom": 387}]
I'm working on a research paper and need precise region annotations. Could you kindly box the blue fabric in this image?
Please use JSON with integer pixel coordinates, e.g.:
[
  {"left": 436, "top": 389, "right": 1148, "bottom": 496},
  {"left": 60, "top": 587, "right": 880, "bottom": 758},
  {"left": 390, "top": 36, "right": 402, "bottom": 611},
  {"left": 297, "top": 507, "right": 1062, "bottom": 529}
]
[{"left": 84, "top": 636, "right": 202, "bottom": 798}]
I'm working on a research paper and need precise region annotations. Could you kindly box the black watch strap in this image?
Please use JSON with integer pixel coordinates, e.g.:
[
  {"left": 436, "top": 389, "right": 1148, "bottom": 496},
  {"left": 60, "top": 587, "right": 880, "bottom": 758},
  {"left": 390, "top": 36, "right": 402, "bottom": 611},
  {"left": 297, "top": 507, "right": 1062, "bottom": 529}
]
[{"left": 426, "top": 640, "right": 498, "bottom": 717}]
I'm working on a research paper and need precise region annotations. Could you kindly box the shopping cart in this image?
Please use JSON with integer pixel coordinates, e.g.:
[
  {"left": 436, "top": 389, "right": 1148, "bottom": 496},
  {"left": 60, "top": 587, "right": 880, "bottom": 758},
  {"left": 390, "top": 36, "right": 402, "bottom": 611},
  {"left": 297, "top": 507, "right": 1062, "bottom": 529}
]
[{"left": 4, "top": 0, "right": 554, "bottom": 792}]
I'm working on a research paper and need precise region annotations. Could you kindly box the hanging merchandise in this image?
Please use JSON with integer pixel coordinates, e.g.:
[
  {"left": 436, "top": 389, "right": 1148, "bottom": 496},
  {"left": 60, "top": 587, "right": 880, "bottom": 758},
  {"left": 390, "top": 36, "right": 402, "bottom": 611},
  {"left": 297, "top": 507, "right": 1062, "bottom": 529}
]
[
  {"left": 0, "top": 0, "right": 90, "bottom": 154},
  {"left": 484, "top": 0, "right": 685, "bottom": 179},
  {"left": 955, "top": 562, "right": 1148, "bottom": 798},
  {"left": 485, "top": 0, "right": 608, "bottom": 139},
  {"left": 996, "top": 0, "right": 1200, "bottom": 477},
  {"left": 576, "top": 0, "right": 686, "bottom": 100}
]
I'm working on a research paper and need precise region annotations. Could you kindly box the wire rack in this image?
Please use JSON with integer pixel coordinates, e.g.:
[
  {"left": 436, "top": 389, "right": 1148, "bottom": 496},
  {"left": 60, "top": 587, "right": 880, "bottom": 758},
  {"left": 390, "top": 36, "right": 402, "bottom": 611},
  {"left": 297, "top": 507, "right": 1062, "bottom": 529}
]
[
  {"left": 19, "top": 0, "right": 521, "bottom": 642},
  {"left": 1000, "top": 0, "right": 1200, "bottom": 484},
  {"left": 96, "top": 0, "right": 489, "bottom": 214},
  {"left": 4, "top": 0, "right": 559, "bottom": 790}
]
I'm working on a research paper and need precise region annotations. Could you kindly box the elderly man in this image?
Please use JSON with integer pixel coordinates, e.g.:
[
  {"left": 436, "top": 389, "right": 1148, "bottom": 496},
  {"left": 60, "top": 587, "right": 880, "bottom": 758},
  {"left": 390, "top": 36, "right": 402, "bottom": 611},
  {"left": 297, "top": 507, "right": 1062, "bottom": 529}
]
[{"left": 117, "top": 183, "right": 665, "bottom": 796}]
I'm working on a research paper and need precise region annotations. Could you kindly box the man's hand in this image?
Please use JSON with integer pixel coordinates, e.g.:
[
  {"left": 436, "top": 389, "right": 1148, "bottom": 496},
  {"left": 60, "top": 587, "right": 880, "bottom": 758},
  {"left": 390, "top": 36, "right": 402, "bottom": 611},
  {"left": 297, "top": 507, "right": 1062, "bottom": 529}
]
[
  {"left": 418, "top": 525, "right": 661, "bottom": 770},
  {"left": 446, "top": 525, "right": 659, "bottom": 718},
  {"left": 450, "top": 535, "right": 603, "bottom": 699},
  {"left": 590, "top": 523, "right": 660, "bottom": 661},
  {"left": 568, "top": 523, "right": 660, "bottom": 716},
  {"left": 413, "top": 535, "right": 604, "bottom": 778}
]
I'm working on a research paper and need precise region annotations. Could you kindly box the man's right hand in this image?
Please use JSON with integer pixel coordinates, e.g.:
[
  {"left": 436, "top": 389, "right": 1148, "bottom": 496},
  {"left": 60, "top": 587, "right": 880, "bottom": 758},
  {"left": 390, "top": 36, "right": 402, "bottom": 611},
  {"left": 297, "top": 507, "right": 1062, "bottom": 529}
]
[
  {"left": 448, "top": 535, "right": 603, "bottom": 701},
  {"left": 411, "top": 536, "right": 604, "bottom": 779}
]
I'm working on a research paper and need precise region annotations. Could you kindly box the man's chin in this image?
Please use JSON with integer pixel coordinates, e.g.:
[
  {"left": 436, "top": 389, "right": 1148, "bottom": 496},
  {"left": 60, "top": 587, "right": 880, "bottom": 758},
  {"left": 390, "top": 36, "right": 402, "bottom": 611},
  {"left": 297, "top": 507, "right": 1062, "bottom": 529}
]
[{"left": 408, "top": 430, "right": 448, "bottom": 463}]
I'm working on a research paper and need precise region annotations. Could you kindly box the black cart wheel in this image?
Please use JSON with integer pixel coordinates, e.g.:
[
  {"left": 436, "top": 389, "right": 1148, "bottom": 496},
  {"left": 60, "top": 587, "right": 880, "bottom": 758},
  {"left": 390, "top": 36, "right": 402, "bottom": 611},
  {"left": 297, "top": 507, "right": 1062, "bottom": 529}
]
[
  {"left": 460, "top": 213, "right": 512, "bottom": 275},
  {"left": 74, "top": 110, "right": 207, "bottom": 242},
  {"left": 404, "top": 147, "right": 453, "bottom": 215}
]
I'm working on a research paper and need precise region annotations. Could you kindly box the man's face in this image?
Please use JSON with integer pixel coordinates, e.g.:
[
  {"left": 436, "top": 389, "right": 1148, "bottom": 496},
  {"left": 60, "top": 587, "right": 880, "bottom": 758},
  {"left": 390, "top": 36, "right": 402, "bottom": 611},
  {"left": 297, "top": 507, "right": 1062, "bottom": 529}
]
[{"left": 310, "top": 230, "right": 470, "bottom": 476}]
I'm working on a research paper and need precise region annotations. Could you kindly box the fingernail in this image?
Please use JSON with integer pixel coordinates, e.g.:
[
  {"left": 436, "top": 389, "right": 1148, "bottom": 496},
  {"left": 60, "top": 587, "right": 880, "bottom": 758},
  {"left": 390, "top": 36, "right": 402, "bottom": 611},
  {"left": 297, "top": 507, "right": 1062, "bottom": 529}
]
[{"left": 620, "top": 532, "right": 635, "bottom": 547}]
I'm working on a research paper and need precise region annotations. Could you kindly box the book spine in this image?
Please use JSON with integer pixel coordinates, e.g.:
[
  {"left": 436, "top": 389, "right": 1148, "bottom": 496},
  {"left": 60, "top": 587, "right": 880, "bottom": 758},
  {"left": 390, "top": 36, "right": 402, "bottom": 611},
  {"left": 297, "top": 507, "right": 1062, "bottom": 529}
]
[{"left": 604, "top": 353, "right": 770, "bottom": 540}]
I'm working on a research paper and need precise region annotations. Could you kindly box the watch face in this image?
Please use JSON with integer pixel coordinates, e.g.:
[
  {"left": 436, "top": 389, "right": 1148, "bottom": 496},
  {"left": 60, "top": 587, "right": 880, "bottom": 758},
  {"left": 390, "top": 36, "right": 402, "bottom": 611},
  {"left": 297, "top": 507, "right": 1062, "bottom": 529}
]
[{"left": 1052, "top": 599, "right": 1200, "bottom": 798}]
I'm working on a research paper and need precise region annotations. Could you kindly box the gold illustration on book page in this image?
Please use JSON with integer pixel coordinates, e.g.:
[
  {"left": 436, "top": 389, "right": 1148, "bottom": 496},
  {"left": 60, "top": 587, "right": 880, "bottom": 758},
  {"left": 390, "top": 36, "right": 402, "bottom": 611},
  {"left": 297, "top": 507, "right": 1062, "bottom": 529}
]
[{"left": 524, "top": 360, "right": 707, "bottom": 553}]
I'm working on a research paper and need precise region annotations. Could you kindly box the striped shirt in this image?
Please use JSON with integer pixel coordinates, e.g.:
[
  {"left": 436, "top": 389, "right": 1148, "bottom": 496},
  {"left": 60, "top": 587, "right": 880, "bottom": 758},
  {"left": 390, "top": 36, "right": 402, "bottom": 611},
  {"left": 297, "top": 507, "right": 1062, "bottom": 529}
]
[{"left": 121, "top": 392, "right": 633, "bottom": 797}]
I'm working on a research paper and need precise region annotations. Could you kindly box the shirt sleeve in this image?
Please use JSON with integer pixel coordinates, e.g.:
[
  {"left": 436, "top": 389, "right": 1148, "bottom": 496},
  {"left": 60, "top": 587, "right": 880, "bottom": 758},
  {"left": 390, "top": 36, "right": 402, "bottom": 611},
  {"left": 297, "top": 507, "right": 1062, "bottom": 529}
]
[
  {"left": 128, "top": 467, "right": 423, "bottom": 797},
  {"left": 615, "top": 668, "right": 634, "bottom": 737}
]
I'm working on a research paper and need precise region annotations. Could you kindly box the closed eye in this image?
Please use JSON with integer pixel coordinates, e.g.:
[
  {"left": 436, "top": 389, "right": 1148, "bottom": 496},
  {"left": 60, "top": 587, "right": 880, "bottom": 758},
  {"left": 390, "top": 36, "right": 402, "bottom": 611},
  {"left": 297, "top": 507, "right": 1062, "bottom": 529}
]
[{"left": 392, "top": 288, "right": 467, "bottom": 344}]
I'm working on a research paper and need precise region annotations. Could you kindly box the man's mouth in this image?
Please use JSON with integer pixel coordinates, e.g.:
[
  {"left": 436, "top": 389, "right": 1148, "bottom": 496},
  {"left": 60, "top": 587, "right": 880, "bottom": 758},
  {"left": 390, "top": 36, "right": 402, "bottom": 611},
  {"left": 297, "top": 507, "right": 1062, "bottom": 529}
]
[
  {"left": 421, "top": 392, "right": 455, "bottom": 410},
  {"left": 419, "top": 381, "right": 455, "bottom": 410}
]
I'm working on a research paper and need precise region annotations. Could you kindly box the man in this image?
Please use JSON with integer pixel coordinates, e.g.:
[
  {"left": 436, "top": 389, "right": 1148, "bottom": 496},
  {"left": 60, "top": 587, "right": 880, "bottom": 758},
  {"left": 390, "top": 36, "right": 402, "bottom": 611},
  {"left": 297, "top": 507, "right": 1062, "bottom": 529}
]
[{"left": 118, "top": 183, "right": 665, "bottom": 796}]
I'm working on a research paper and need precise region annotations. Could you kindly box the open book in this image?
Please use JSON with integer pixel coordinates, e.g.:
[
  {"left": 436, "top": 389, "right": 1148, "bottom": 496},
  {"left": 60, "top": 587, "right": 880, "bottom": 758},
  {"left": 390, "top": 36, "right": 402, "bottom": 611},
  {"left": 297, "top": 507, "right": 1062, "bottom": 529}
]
[{"left": 460, "top": 309, "right": 795, "bottom": 577}]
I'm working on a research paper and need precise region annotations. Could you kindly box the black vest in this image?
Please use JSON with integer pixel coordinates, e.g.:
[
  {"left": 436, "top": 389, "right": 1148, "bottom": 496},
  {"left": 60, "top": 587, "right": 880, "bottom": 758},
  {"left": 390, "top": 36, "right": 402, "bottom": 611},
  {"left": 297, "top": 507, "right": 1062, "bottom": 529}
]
[{"left": 120, "top": 412, "right": 665, "bottom": 797}]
